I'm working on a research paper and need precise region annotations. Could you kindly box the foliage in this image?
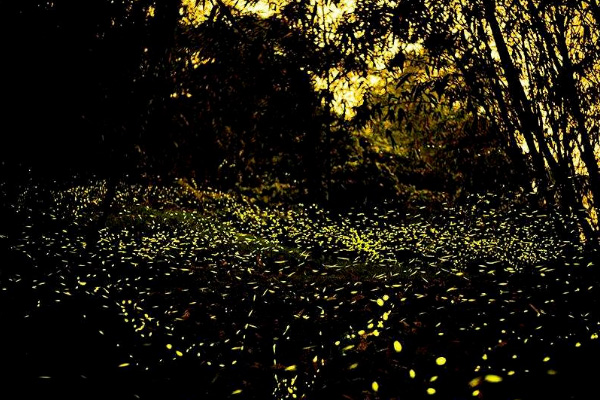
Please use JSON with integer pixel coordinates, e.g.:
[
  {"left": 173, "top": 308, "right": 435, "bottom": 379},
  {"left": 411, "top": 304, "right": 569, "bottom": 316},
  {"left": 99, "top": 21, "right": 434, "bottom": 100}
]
[
  {"left": 161, "top": 0, "right": 423, "bottom": 202},
  {"left": 351, "top": 50, "right": 524, "bottom": 203},
  {"left": 1, "top": 0, "right": 425, "bottom": 206},
  {"left": 164, "top": 11, "right": 323, "bottom": 195}
]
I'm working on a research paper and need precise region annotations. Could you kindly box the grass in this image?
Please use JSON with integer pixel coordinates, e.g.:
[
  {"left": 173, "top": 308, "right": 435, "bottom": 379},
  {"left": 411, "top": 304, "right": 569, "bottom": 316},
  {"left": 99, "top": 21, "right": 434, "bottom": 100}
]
[{"left": 1, "top": 179, "right": 599, "bottom": 400}]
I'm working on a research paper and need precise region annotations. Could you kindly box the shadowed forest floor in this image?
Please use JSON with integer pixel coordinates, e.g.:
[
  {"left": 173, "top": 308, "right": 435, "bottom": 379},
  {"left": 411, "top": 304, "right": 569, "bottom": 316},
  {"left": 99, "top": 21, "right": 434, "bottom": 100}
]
[{"left": 1, "top": 180, "right": 600, "bottom": 400}]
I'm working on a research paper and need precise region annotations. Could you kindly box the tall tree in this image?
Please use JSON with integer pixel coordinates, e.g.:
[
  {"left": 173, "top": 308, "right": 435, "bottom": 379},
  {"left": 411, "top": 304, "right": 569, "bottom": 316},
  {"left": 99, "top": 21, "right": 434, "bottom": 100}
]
[{"left": 403, "top": 0, "right": 600, "bottom": 243}]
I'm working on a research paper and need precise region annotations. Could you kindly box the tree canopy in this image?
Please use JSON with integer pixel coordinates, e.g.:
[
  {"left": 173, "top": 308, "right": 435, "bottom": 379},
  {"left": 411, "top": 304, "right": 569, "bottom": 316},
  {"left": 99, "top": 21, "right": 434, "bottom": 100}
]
[{"left": 2, "top": 0, "right": 599, "bottom": 244}]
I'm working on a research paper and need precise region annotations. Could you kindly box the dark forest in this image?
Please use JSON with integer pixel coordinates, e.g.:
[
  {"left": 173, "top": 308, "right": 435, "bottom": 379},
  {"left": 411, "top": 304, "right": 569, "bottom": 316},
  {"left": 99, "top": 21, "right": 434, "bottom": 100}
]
[{"left": 1, "top": 1, "right": 600, "bottom": 399}]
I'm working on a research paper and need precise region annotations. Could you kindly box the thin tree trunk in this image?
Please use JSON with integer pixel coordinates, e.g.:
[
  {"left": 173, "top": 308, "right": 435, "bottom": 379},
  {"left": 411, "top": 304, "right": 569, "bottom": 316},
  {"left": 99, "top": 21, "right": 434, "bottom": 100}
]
[
  {"left": 453, "top": 31, "right": 531, "bottom": 187},
  {"left": 475, "top": 23, "right": 531, "bottom": 181},
  {"left": 483, "top": 0, "right": 588, "bottom": 209},
  {"left": 481, "top": 0, "right": 552, "bottom": 199}
]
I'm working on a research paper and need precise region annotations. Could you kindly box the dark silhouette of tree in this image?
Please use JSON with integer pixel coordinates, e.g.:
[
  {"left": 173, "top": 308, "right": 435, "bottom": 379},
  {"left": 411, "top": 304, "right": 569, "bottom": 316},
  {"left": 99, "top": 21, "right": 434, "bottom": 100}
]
[
  {"left": 162, "top": 9, "right": 323, "bottom": 198},
  {"left": 4, "top": 0, "right": 598, "bottom": 242}
]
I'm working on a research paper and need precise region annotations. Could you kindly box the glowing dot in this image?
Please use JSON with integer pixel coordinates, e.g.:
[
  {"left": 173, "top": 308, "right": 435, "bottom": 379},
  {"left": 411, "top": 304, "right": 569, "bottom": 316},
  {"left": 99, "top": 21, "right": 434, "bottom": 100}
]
[
  {"left": 547, "top": 369, "right": 557, "bottom": 375},
  {"left": 383, "top": 294, "right": 389, "bottom": 301},
  {"left": 349, "top": 363, "right": 359, "bottom": 370},
  {"left": 231, "top": 389, "right": 243, "bottom": 395},
  {"left": 482, "top": 354, "right": 488, "bottom": 360},
  {"left": 166, "top": 344, "right": 173, "bottom": 350},
  {"left": 118, "top": 363, "right": 130, "bottom": 368},
  {"left": 575, "top": 342, "right": 582, "bottom": 347},
  {"left": 469, "top": 377, "right": 482, "bottom": 387},
  {"left": 377, "top": 299, "right": 384, "bottom": 306},
  {"left": 393, "top": 340, "right": 403, "bottom": 352},
  {"left": 507, "top": 370, "right": 515, "bottom": 376},
  {"left": 472, "top": 389, "right": 480, "bottom": 396},
  {"left": 436, "top": 357, "right": 447, "bottom": 366},
  {"left": 427, "top": 388, "right": 436, "bottom": 395},
  {"left": 409, "top": 369, "right": 416, "bottom": 378},
  {"left": 285, "top": 365, "right": 297, "bottom": 371},
  {"left": 176, "top": 350, "right": 183, "bottom": 357},
  {"left": 484, "top": 374, "right": 503, "bottom": 383},
  {"left": 543, "top": 356, "right": 550, "bottom": 362},
  {"left": 372, "top": 381, "right": 379, "bottom": 392}
]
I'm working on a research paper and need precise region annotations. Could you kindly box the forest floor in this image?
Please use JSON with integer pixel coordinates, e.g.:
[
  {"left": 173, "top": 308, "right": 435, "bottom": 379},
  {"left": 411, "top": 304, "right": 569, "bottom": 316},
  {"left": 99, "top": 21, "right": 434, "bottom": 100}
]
[{"left": 1, "top": 179, "right": 600, "bottom": 400}]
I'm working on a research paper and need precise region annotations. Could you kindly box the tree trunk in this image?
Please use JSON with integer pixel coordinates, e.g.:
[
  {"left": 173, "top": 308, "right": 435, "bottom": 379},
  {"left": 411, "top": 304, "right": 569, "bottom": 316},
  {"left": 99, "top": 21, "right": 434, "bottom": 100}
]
[{"left": 481, "top": 0, "right": 553, "bottom": 200}]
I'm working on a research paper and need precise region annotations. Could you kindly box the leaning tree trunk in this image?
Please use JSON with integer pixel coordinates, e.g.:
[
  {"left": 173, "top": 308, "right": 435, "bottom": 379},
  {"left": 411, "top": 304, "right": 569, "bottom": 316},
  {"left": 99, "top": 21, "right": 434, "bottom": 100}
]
[{"left": 481, "top": 0, "right": 554, "bottom": 202}]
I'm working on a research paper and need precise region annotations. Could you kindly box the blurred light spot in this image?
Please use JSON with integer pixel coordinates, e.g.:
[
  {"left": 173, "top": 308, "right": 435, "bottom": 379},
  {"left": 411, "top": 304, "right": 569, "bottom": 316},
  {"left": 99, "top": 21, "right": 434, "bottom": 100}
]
[
  {"left": 484, "top": 374, "right": 503, "bottom": 383},
  {"left": 394, "top": 340, "right": 402, "bottom": 352}
]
